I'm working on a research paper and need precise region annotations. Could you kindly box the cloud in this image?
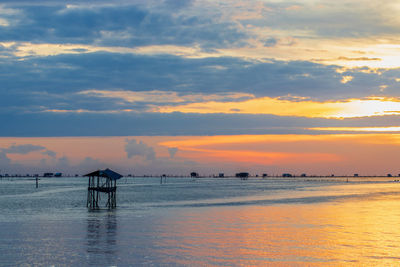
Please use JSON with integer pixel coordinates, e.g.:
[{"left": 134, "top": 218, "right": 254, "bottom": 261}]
[
  {"left": 0, "top": 1, "right": 400, "bottom": 139},
  {"left": 341, "top": 76, "right": 353, "bottom": 84},
  {"left": 78, "top": 89, "right": 253, "bottom": 106},
  {"left": 125, "top": 139, "right": 155, "bottom": 160},
  {"left": 337, "top": 57, "right": 381, "bottom": 61},
  {"left": 77, "top": 157, "right": 107, "bottom": 175},
  {"left": 0, "top": 1, "right": 399, "bottom": 69},
  {"left": 4, "top": 110, "right": 400, "bottom": 137},
  {"left": 2, "top": 144, "right": 46, "bottom": 154},
  {"left": 238, "top": 1, "right": 400, "bottom": 38},
  {"left": 168, "top": 147, "right": 178, "bottom": 158},
  {"left": 264, "top": 37, "right": 278, "bottom": 47},
  {"left": 0, "top": 151, "right": 11, "bottom": 166},
  {"left": 163, "top": 0, "right": 194, "bottom": 9},
  {"left": 42, "top": 149, "right": 57, "bottom": 157},
  {"left": 1, "top": 52, "right": 396, "bottom": 118},
  {"left": 0, "top": 3, "right": 247, "bottom": 49}
]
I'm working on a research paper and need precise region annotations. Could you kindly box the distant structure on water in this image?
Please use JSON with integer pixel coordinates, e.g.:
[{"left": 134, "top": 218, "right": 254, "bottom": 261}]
[
  {"left": 190, "top": 172, "right": 199, "bottom": 178},
  {"left": 84, "top": 168, "right": 123, "bottom": 209},
  {"left": 236, "top": 172, "right": 249, "bottom": 180},
  {"left": 282, "top": 173, "right": 293, "bottom": 177}
]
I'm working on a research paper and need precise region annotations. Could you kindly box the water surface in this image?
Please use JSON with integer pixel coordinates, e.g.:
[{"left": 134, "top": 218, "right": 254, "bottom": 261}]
[{"left": 1, "top": 176, "right": 400, "bottom": 266}]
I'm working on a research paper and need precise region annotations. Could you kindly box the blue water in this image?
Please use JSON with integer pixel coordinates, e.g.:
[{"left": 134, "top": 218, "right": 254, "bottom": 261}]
[{"left": 1, "top": 176, "right": 400, "bottom": 266}]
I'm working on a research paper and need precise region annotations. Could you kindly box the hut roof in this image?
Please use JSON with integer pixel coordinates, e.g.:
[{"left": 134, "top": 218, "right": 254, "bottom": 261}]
[{"left": 84, "top": 168, "right": 123, "bottom": 180}]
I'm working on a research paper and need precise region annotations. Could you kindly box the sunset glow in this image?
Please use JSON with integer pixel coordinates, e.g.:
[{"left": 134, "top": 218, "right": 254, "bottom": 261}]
[
  {"left": 310, "top": 127, "right": 400, "bottom": 132},
  {"left": 1, "top": 0, "right": 400, "bottom": 175},
  {"left": 2, "top": 134, "right": 400, "bottom": 175},
  {"left": 156, "top": 97, "right": 400, "bottom": 119}
]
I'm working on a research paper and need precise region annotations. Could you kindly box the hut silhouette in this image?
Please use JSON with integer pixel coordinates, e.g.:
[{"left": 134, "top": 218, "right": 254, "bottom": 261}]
[
  {"left": 236, "top": 172, "right": 249, "bottom": 180},
  {"left": 84, "top": 168, "right": 123, "bottom": 209}
]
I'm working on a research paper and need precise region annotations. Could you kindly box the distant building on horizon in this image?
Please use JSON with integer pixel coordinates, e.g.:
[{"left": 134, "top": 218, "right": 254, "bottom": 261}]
[{"left": 236, "top": 172, "right": 249, "bottom": 180}]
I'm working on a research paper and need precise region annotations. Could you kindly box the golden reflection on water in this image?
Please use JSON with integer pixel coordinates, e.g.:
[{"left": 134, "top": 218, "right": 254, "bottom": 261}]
[{"left": 154, "top": 190, "right": 400, "bottom": 266}]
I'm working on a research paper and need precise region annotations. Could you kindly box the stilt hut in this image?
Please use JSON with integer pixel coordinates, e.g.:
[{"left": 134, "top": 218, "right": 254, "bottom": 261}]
[
  {"left": 236, "top": 172, "right": 249, "bottom": 180},
  {"left": 84, "top": 168, "right": 123, "bottom": 209}
]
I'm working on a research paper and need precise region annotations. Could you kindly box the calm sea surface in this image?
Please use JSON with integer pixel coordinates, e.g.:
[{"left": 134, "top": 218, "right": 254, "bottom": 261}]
[{"left": 1, "top": 176, "right": 400, "bottom": 266}]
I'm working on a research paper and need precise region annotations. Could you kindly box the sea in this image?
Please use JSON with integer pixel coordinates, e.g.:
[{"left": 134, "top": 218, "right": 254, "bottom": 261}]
[{"left": 1, "top": 176, "right": 400, "bottom": 266}]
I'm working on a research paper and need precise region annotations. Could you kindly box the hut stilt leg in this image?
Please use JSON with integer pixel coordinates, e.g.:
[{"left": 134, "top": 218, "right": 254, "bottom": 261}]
[
  {"left": 87, "top": 176, "right": 91, "bottom": 207},
  {"left": 113, "top": 180, "right": 115, "bottom": 208}
]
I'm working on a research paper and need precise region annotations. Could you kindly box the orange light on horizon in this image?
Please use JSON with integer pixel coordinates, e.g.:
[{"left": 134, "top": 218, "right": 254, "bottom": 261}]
[
  {"left": 155, "top": 96, "right": 400, "bottom": 119},
  {"left": 309, "top": 126, "right": 400, "bottom": 132},
  {"left": 177, "top": 148, "right": 341, "bottom": 165}
]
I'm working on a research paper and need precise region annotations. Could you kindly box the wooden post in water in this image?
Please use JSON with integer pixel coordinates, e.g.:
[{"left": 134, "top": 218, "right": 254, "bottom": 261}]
[{"left": 35, "top": 176, "right": 38, "bottom": 188}]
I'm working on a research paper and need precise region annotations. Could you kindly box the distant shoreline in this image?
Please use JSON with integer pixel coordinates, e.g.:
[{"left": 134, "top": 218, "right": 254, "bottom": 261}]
[{"left": 1, "top": 174, "right": 399, "bottom": 179}]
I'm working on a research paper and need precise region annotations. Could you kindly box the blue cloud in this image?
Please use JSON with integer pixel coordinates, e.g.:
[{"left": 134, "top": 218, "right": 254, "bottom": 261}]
[
  {"left": 0, "top": 52, "right": 395, "bottom": 116},
  {"left": 2, "top": 0, "right": 400, "bottom": 47},
  {"left": 42, "top": 149, "right": 57, "bottom": 157},
  {"left": 168, "top": 147, "right": 178, "bottom": 158},
  {"left": 125, "top": 139, "right": 155, "bottom": 160},
  {"left": 264, "top": 38, "right": 278, "bottom": 47},
  {"left": 0, "top": 3, "right": 246, "bottom": 48},
  {"left": 163, "top": 0, "right": 195, "bottom": 9},
  {"left": 2, "top": 144, "right": 46, "bottom": 154},
  {"left": 2, "top": 111, "right": 400, "bottom": 137}
]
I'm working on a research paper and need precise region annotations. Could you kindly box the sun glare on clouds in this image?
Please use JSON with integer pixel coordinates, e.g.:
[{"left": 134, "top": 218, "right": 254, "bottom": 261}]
[
  {"left": 156, "top": 96, "right": 400, "bottom": 119},
  {"left": 43, "top": 90, "right": 400, "bottom": 120}
]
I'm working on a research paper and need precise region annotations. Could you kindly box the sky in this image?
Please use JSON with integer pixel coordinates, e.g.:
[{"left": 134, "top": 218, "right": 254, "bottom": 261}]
[{"left": 1, "top": 0, "right": 400, "bottom": 175}]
